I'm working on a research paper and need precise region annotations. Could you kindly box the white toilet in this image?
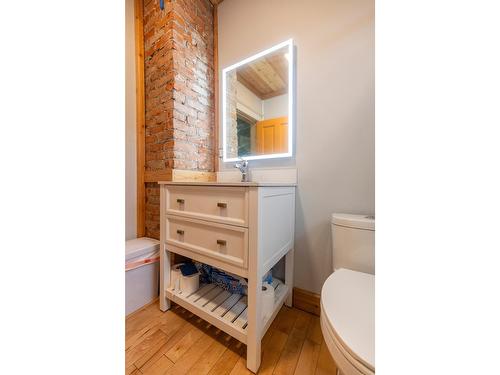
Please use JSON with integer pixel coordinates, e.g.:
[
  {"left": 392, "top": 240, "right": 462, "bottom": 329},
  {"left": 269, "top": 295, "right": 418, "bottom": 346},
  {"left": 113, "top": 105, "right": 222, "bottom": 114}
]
[{"left": 320, "top": 214, "right": 375, "bottom": 375}]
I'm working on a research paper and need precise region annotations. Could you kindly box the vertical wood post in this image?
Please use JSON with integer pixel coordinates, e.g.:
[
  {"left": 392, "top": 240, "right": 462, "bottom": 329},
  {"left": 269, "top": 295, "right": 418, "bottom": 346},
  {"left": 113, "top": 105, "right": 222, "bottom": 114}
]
[{"left": 134, "top": 0, "right": 146, "bottom": 237}]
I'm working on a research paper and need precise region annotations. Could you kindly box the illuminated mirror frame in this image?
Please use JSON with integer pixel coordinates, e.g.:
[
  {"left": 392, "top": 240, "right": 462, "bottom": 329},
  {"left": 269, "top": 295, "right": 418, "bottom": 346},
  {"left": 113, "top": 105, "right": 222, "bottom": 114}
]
[{"left": 222, "top": 39, "right": 294, "bottom": 162}]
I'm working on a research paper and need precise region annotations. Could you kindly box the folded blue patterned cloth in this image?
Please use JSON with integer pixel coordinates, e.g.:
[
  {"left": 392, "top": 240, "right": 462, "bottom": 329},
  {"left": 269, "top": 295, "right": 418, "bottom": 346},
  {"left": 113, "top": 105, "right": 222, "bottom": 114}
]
[{"left": 195, "top": 262, "right": 248, "bottom": 295}]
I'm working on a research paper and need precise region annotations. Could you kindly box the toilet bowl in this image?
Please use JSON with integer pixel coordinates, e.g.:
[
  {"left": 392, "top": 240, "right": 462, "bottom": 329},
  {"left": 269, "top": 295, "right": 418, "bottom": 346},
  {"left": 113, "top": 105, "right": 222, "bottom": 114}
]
[
  {"left": 320, "top": 213, "right": 375, "bottom": 374},
  {"left": 321, "top": 268, "right": 374, "bottom": 375}
]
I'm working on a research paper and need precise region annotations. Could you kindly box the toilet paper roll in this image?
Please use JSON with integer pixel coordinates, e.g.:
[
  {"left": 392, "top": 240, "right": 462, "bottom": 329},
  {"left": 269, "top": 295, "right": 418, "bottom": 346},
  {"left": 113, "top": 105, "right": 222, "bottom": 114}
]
[
  {"left": 180, "top": 272, "right": 200, "bottom": 295},
  {"left": 170, "top": 263, "right": 185, "bottom": 292},
  {"left": 261, "top": 282, "right": 275, "bottom": 321}
]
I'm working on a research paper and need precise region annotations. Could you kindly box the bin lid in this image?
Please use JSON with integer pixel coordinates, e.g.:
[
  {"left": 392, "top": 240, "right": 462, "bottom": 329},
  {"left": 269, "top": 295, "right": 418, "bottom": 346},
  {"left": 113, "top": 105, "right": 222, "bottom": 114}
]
[{"left": 126, "top": 237, "right": 160, "bottom": 261}]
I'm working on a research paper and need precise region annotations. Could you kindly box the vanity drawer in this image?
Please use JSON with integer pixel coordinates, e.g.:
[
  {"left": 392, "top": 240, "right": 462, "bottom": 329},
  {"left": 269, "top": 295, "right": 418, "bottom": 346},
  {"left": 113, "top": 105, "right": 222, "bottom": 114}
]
[
  {"left": 166, "top": 186, "right": 248, "bottom": 227},
  {"left": 165, "top": 215, "right": 248, "bottom": 269}
]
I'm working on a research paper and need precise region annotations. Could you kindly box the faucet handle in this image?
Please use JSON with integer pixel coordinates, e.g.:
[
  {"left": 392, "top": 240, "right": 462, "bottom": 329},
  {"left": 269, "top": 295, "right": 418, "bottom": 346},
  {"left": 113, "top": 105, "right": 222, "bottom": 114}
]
[
  {"left": 234, "top": 158, "right": 249, "bottom": 182},
  {"left": 234, "top": 158, "right": 248, "bottom": 169}
]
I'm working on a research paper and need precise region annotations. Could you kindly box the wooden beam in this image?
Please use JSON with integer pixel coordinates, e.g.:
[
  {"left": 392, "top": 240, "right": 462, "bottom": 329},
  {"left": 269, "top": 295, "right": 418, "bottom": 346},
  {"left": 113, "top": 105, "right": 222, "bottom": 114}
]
[
  {"left": 144, "top": 169, "right": 172, "bottom": 183},
  {"left": 250, "top": 59, "right": 286, "bottom": 92},
  {"left": 293, "top": 287, "right": 321, "bottom": 316},
  {"left": 135, "top": 0, "right": 146, "bottom": 237},
  {"left": 213, "top": 4, "right": 219, "bottom": 172},
  {"left": 236, "top": 53, "right": 288, "bottom": 100},
  {"left": 144, "top": 169, "right": 216, "bottom": 183},
  {"left": 172, "top": 169, "right": 216, "bottom": 182},
  {"left": 236, "top": 73, "right": 264, "bottom": 100},
  {"left": 260, "top": 88, "right": 288, "bottom": 100}
]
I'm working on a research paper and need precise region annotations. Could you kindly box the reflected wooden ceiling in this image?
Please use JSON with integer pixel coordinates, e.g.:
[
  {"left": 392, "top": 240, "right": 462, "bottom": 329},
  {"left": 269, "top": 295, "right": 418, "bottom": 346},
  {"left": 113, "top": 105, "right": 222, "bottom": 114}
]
[{"left": 237, "top": 51, "right": 288, "bottom": 100}]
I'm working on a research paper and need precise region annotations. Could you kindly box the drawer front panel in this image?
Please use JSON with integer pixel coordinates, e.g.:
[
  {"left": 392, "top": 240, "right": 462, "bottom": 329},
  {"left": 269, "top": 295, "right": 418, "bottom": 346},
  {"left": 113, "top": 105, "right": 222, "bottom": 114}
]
[
  {"left": 166, "top": 186, "right": 248, "bottom": 227},
  {"left": 166, "top": 215, "right": 248, "bottom": 269}
]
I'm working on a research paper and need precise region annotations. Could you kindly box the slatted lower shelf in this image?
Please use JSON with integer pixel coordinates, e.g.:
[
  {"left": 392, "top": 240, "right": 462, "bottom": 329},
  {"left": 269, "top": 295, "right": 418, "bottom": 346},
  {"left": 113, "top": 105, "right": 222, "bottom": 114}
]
[{"left": 165, "top": 278, "right": 288, "bottom": 345}]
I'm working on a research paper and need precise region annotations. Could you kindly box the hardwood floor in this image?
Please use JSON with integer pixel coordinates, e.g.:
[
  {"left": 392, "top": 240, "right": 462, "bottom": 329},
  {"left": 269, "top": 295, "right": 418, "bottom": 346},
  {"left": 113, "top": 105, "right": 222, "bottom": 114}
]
[{"left": 126, "top": 302, "right": 338, "bottom": 374}]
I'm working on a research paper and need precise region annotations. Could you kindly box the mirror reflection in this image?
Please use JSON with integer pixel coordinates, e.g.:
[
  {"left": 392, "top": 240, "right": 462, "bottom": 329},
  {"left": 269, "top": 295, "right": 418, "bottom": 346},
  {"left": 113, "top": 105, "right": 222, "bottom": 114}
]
[{"left": 223, "top": 41, "right": 292, "bottom": 161}]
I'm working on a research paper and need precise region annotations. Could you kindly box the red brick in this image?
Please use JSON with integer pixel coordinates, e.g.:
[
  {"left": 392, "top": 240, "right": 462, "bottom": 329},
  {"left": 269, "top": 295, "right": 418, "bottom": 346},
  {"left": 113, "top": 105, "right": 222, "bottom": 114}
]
[
  {"left": 142, "top": 0, "right": 215, "bottom": 235},
  {"left": 172, "top": 89, "right": 186, "bottom": 104}
]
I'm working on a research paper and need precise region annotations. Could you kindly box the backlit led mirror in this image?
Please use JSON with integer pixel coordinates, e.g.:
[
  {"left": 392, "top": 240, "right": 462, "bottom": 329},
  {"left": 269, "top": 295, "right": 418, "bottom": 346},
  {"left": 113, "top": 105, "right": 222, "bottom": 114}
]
[{"left": 222, "top": 39, "right": 294, "bottom": 161}]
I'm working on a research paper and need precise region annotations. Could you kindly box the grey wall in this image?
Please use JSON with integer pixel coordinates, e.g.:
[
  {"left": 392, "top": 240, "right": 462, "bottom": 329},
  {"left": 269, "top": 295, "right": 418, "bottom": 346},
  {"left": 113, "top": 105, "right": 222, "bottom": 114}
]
[
  {"left": 218, "top": 0, "right": 375, "bottom": 293},
  {"left": 125, "top": 0, "right": 137, "bottom": 240}
]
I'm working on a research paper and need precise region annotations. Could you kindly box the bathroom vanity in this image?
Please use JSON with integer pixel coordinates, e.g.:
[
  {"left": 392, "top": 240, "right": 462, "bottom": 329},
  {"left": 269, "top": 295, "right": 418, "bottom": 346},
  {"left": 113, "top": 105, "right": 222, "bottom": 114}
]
[
  {"left": 158, "top": 37, "right": 297, "bottom": 373},
  {"left": 159, "top": 181, "right": 295, "bottom": 372}
]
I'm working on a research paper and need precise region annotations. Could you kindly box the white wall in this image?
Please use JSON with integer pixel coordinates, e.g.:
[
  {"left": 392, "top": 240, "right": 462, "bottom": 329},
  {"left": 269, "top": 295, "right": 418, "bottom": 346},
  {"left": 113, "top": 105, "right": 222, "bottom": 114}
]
[
  {"left": 125, "top": 0, "right": 137, "bottom": 240},
  {"left": 263, "top": 94, "right": 288, "bottom": 119},
  {"left": 236, "top": 81, "right": 263, "bottom": 120},
  {"left": 218, "top": 0, "right": 375, "bottom": 293}
]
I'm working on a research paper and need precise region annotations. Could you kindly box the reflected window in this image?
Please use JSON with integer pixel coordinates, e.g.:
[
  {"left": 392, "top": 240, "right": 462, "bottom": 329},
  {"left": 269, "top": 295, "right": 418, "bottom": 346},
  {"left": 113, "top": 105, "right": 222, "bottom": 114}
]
[{"left": 237, "top": 116, "right": 251, "bottom": 157}]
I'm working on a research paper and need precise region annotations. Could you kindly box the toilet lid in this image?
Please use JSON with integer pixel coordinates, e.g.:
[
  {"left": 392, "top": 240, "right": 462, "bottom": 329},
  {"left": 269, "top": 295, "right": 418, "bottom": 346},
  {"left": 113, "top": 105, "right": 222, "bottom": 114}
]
[{"left": 321, "top": 268, "right": 375, "bottom": 371}]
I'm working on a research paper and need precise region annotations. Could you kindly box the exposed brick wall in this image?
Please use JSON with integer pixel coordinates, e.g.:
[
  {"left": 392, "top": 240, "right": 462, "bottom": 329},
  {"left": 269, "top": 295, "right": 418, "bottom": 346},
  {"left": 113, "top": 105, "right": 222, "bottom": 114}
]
[
  {"left": 142, "top": 0, "right": 215, "bottom": 239},
  {"left": 145, "top": 182, "right": 160, "bottom": 239}
]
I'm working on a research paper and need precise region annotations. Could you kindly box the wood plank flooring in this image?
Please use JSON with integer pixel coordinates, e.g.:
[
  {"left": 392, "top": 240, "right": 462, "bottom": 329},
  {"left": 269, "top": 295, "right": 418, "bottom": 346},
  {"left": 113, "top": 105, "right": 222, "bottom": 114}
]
[{"left": 126, "top": 302, "right": 338, "bottom": 374}]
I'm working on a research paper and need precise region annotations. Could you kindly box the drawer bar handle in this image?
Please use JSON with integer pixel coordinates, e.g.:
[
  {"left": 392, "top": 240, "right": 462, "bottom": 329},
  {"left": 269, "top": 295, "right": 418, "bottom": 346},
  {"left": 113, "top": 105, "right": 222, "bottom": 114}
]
[
  {"left": 176, "top": 229, "right": 185, "bottom": 235},
  {"left": 217, "top": 202, "right": 227, "bottom": 208},
  {"left": 216, "top": 239, "right": 227, "bottom": 246},
  {"left": 177, "top": 198, "right": 185, "bottom": 204}
]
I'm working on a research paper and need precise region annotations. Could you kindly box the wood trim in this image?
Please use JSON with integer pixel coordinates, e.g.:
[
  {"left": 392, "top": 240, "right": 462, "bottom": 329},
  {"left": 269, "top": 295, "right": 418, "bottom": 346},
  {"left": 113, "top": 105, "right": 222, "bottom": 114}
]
[
  {"left": 260, "top": 88, "right": 288, "bottom": 100},
  {"left": 144, "top": 169, "right": 216, "bottom": 183},
  {"left": 135, "top": 0, "right": 146, "bottom": 237},
  {"left": 145, "top": 169, "right": 172, "bottom": 183},
  {"left": 172, "top": 169, "right": 216, "bottom": 182},
  {"left": 213, "top": 4, "right": 219, "bottom": 172},
  {"left": 293, "top": 287, "right": 321, "bottom": 316}
]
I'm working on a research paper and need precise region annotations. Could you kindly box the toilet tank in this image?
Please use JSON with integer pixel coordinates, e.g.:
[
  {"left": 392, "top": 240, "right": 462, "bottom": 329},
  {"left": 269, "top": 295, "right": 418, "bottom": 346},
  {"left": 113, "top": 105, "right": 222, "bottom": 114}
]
[{"left": 332, "top": 213, "right": 375, "bottom": 275}]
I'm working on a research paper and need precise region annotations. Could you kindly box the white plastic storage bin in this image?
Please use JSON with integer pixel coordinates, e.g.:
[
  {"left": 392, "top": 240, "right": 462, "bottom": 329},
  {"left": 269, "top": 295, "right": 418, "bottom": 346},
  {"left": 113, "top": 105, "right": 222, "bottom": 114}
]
[{"left": 126, "top": 237, "right": 160, "bottom": 315}]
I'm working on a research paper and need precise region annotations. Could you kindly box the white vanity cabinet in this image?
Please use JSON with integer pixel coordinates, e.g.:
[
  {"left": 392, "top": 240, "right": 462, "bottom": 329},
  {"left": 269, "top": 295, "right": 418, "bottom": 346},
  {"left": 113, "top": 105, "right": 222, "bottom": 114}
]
[{"left": 159, "top": 181, "right": 295, "bottom": 373}]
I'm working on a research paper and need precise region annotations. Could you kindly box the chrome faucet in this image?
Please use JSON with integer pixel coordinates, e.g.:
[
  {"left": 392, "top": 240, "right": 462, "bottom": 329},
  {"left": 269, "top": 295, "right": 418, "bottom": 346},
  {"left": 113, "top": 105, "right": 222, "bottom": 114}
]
[{"left": 234, "top": 159, "right": 249, "bottom": 182}]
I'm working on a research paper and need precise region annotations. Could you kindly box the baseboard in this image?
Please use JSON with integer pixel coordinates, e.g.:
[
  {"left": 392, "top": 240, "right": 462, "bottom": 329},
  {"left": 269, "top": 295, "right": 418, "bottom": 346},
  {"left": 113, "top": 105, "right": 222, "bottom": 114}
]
[{"left": 293, "top": 287, "right": 321, "bottom": 316}]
